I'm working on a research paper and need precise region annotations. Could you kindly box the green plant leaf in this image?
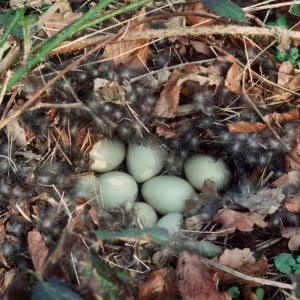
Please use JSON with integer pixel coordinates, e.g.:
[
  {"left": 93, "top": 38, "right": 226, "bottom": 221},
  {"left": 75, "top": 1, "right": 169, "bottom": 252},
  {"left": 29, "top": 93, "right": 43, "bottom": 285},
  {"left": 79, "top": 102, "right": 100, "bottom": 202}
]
[
  {"left": 275, "top": 15, "right": 290, "bottom": 29},
  {"left": 290, "top": 4, "right": 300, "bottom": 15},
  {"left": 276, "top": 49, "right": 289, "bottom": 62},
  {"left": 31, "top": 278, "right": 83, "bottom": 300},
  {"left": 201, "top": 0, "right": 247, "bottom": 23},
  {"left": 229, "top": 286, "right": 240, "bottom": 298},
  {"left": 255, "top": 287, "right": 265, "bottom": 300},
  {"left": 274, "top": 253, "right": 295, "bottom": 275},
  {"left": 95, "top": 228, "right": 170, "bottom": 245}
]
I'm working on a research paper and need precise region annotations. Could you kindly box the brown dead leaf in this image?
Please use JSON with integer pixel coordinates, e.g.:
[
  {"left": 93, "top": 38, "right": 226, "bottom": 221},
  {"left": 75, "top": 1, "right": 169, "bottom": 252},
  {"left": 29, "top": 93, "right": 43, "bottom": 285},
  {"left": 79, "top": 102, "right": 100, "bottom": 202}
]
[
  {"left": 0, "top": 250, "right": 8, "bottom": 268},
  {"left": 184, "top": 2, "right": 214, "bottom": 26},
  {"left": 190, "top": 40, "right": 212, "bottom": 56},
  {"left": 202, "top": 179, "right": 218, "bottom": 197},
  {"left": 225, "top": 63, "right": 241, "bottom": 94},
  {"left": 237, "top": 187, "right": 285, "bottom": 215},
  {"left": 27, "top": 228, "right": 49, "bottom": 272},
  {"left": 241, "top": 286, "right": 258, "bottom": 300},
  {"left": 6, "top": 110, "right": 27, "bottom": 147},
  {"left": 214, "top": 209, "right": 267, "bottom": 233},
  {"left": 103, "top": 7, "right": 149, "bottom": 68},
  {"left": 176, "top": 251, "right": 231, "bottom": 300},
  {"left": 138, "top": 267, "right": 177, "bottom": 300},
  {"left": 100, "top": 82, "right": 126, "bottom": 104},
  {"left": 89, "top": 206, "right": 100, "bottom": 228},
  {"left": 280, "top": 224, "right": 300, "bottom": 251},
  {"left": 228, "top": 108, "right": 299, "bottom": 133},
  {"left": 44, "top": 12, "right": 83, "bottom": 37},
  {"left": 153, "top": 69, "right": 220, "bottom": 118},
  {"left": 2, "top": 269, "right": 16, "bottom": 291},
  {"left": 286, "top": 193, "right": 300, "bottom": 213},
  {"left": 213, "top": 248, "right": 268, "bottom": 285},
  {"left": 285, "top": 137, "right": 300, "bottom": 171}
]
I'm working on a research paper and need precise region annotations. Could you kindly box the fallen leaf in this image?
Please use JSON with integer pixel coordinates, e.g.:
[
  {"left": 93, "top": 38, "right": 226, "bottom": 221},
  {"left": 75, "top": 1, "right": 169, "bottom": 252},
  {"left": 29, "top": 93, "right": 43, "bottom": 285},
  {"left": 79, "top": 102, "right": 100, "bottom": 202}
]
[
  {"left": 237, "top": 187, "right": 285, "bottom": 215},
  {"left": 103, "top": 7, "right": 149, "bottom": 68},
  {"left": 28, "top": 228, "right": 49, "bottom": 272},
  {"left": 100, "top": 81, "right": 127, "bottom": 104},
  {"left": 138, "top": 267, "right": 177, "bottom": 300},
  {"left": 176, "top": 251, "right": 231, "bottom": 300},
  {"left": 213, "top": 209, "right": 267, "bottom": 235},
  {"left": 286, "top": 193, "right": 300, "bottom": 213},
  {"left": 241, "top": 285, "right": 258, "bottom": 300},
  {"left": 190, "top": 40, "right": 212, "bottom": 56},
  {"left": 3, "top": 269, "right": 16, "bottom": 291},
  {"left": 285, "top": 137, "right": 300, "bottom": 171},
  {"left": 44, "top": 12, "right": 83, "bottom": 37},
  {"left": 202, "top": 179, "right": 218, "bottom": 197},
  {"left": 6, "top": 110, "right": 27, "bottom": 147},
  {"left": 153, "top": 69, "right": 220, "bottom": 118},
  {"left": 213, "top": 248, "right": 268, "bottom": 285},
  {"left": 228, "top": 108, "right": 299, "bottom": 133},
  {"left": 280, "top": 221, "right": 300, "bottom": 250},
  {"left": 184, "top": 2, "right": 214, "bottom": 26},
  {"left": 225, "top": 63, "right": 241, "bottom": 94}
]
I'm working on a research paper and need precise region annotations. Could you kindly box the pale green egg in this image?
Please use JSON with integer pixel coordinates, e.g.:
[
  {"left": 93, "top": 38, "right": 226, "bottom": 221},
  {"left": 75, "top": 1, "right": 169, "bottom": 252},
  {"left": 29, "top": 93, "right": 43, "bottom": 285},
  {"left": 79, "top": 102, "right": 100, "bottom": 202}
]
[
  {"left": 142, "top": 175, "right": 196, "bottom": 214},
  {"left": 126, "top": 143, "right": 167, "bottom": 183},
  {"left": 134, "top": 202, "right": 158, "bottom": 228},
  {"left": 74, "top": 175, "right": 100, "bottom": 201},
  {"left": 155, "top": 213, "right": 183, "bottom": 234},
  {"left": 89, "top": 137, "right": 125, "bottom": 173},
  {"left": 97, "top": 171, "right": 138, "bottom": 208},
  {"left": 184, "top": 154, "right": 231, "bottom": 191}
]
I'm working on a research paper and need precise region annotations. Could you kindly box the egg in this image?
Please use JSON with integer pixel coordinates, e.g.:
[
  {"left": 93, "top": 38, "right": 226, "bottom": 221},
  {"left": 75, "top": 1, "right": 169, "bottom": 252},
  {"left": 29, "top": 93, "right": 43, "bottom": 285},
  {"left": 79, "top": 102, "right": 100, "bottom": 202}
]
[
  {"left": 89, "top": 137, "right": 125, "bottom": 173},
  {"left": 134, "top": 202, "right": 158, "bottom": 228},
  {"left": 74, "top": 175, "right": 100, "bottom": 201},
  {"left": 184, "top": 154, "right": 231, "bottom": 191},
  {"left": 155, "top": 213, "right": 183, "bottom": 234},
  {"left": 126, "top": 143, "right": 167, "bottom": 183},
  {"left": 142, "top": 176, "right": 196, "bottom": 214},
  {"left": 97, "top": 171, "right": 138, "bottom": 208}
]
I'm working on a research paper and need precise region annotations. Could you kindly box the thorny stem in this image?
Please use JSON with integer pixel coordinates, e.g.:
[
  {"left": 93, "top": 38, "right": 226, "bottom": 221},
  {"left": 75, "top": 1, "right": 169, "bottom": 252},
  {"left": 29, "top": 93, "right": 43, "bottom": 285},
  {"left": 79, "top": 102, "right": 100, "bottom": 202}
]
[
  {"left": 0, "top": 7, "right": 26, "bottom": 50},
  {"left": 75, "top": 0, "right": 153, "bottom": 33}
]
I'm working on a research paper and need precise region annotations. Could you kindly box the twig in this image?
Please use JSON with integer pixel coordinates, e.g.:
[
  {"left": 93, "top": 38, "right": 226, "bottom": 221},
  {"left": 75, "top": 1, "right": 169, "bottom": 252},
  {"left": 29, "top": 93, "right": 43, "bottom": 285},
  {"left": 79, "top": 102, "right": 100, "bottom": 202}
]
[
  {"left": 202, "top": 257, "right": 293, "bottom": 290},
  {"left": 116, "top": 25, "right": 300, "bottom": 41},
  {"left": 243, "top": 1, "right": 300, "bottom": 12},
  {"left": 29, "top": 102, "right": 83, "bottom": 111}
]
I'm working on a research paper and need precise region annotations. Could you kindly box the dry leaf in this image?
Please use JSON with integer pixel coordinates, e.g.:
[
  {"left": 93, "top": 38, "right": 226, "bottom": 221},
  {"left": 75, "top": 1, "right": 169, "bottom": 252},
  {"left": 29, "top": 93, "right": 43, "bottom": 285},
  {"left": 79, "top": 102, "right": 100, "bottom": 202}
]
[
  {"left": 190, "top": 40, "right": 212, "bottom": 56},
  {"left": 100, "top": 82, "right": 127, "bottom": 104},
  {"left": 184, "top": 2, "right": 214, "bottom": 26},
  {"left": 285, "top": 137, "right": 300, "bottom": 171},
  {"left": 280, "top": 225, "right": 300, "bottom": 251},
  {"left": 241, "top": 285, "right": 258, "bottom": 300},
  {"left": 228, "top": 108, "right": 299, "bottom": 133},
  {"left": 213, "top": 248, "right": 268, "bottom": 285},
  {"left": 286, "top": 193, "right": 300, "bottom": 213},
  {"left": 27, "top": 228, "right": 49, "bottom": 272},
  {"left": 237, "top": 187, "right": 285, "bottom": 215},
  {"left": 213, "top": 209, "right": 267, "bottom": 234},
  {"left": 225, "top": 63, "right": 241, "bottom": 94},
  {"left": 6, "top": 110, "right": 27, "bottom": 147},
  {"left": 103, "top": 7, "right": 149, "bottom": 68},
  {"left": 44, "top": 12, "right": 82, "bottom": 37},
  {"left": 153, "top": 69, "right": 220, "bottom": 118},
  {"left": 176, "top": 251, "right": 231, "bottom": 300},
  {"left": 138, "top": 267, "right": 177, "bottom": 300}
]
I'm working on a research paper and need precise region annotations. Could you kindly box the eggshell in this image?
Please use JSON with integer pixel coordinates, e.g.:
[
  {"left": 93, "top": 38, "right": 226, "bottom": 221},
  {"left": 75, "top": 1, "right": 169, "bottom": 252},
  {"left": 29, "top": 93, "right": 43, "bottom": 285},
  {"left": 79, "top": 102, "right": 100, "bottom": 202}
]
[
  {"left": 184, "top": 154, "right": 231, "bottom": 191},
  {"left": 97, "top": 171, "right": 138, "bottom": 208},
  {"left": 142, "top": 175, "right": 196, "bottom": 214},
  {"left": 155, "top": 213, "right": 183, "bottom": 234},
  {"left": 89, "top": 137, "right": 125, "bottom": 173},
  {"left": 134, "top": 202, "right": 158, "bottom": 228},
  {"left": 126, "top": 143, "right": 167, "bottom": 183}
]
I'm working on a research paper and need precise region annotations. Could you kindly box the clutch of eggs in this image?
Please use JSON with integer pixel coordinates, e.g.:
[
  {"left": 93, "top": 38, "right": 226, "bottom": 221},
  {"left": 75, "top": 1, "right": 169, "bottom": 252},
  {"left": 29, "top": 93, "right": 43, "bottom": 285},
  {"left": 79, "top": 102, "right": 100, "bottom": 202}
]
[{"left": 74, "top": 138, "right": 232, "bottom": 231}]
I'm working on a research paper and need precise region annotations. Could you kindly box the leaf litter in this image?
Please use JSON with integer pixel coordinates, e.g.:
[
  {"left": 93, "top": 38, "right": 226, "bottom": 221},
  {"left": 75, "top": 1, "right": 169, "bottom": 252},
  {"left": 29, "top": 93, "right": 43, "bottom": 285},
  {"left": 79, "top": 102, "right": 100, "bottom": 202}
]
[{"left": 1, "top": 0, "right": 300, "bottom": 299}]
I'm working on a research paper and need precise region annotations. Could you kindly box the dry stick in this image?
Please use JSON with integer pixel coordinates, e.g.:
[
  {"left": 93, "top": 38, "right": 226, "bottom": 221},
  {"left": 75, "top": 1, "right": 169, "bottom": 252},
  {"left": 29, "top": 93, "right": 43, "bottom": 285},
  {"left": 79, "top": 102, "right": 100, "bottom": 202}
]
[
  {"left": 0, "top": 33, "right": 121, "bottom": 131},
  {"left": 50, "top": 12, "right": 220, "bottom": 56},
  {"left": 29, "top": 102, "right": 83, "bottom": 111},
  {"left": 116, "top": 25, "right": 300, "bottom": 41},
  {"left": 243, "top": 0, "right": 300, "bottom": 12},
  {"left": 0, "top": 71, "right": 11, "bottom": 106},
  {"left": 202, "top": 257, "right": 293, "bottom": 290}
]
